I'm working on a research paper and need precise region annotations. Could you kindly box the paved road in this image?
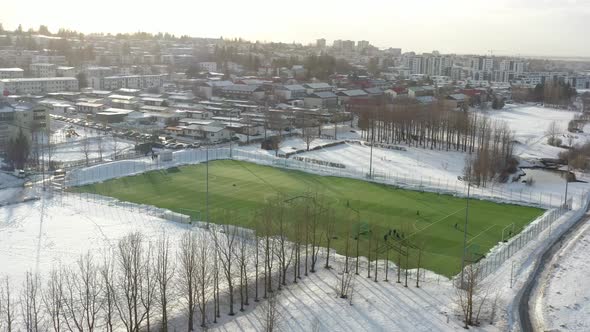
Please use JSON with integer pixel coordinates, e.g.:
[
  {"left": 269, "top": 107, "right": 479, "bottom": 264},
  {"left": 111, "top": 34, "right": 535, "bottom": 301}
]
[{"left": 518, "top": 211, "right": 590, "bottom": 331}]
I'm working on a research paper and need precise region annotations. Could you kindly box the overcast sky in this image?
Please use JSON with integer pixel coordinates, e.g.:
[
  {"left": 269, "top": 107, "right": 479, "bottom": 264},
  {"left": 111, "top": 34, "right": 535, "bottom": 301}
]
[{"left": 2, "top": 0, "right": 589, "bottom": 57}]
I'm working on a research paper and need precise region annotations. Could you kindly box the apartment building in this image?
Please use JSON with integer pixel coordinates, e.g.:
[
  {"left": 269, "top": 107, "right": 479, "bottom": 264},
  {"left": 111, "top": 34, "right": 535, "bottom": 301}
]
[
  {"left": 101, "top": 74, "right": 167, "bottom": 90},
  {"left": 30, "top": 63, "right": 57, "bottom": 77},
  {"left": 31, "top": 55, "right": 67, "bottom": 65},
  {"left": 56, "top": 66, "right": 77, "bottom": 77},
  {"left": 0, "top": 101, "right": 49, "bottom": 149},
  {"left": 0, "top": 77, "right": 79, "bottom": 95},
  {"left": 0, "top": 68, "right": 25, "bottom": 79}
]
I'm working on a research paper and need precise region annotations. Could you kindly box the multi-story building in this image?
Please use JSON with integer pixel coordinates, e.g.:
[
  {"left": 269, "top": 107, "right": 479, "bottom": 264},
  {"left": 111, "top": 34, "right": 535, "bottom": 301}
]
[
  {"left": 101, "top": 74, "right": 167, "bottom": 90},
  {"left": 0, "top": 101, "right": 49, "bottom": 149},
  {"left": 499, "top": 60, "right": 526, "bottom": 74},
  {"left": 357, "top": 40, "right": 370, "bottom": 50},
  {"left": 0, "top": 68, "right": 25, "bottom": 79},
  {"left": 198, "top": 62, "right": 218, "bottom": 72},
  {"left": 30, "top": 63, "right": 57, "bottom": 77},
  {"left": 342, "top": 40, "right": 355, "bottom": 52},
  {"left": 408, "top": 56, "right": 424, "bottom": 74},
  {"left": 31, "top": 55, "right": 67, "bottom": 65},
  {"left": 56, "top": 66, "right": 77, "bottom": 77},
  {"left": 0, "top": 77, "right": 79, "bottom": 95},
  {"left": 316, "top": 38, "right": 326, "bottom": 49}
]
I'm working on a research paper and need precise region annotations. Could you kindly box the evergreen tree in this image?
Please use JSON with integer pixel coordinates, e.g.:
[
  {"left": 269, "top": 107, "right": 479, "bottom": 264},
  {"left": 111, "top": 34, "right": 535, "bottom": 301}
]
[{"left": 6, "top": 129, "right": 31, "bottom": 169}]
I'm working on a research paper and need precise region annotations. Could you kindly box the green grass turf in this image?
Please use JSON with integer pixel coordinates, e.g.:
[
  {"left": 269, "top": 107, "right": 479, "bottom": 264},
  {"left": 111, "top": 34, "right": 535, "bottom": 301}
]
[{"left": 73, "top": 160, "right": 543, "bottom": 277}]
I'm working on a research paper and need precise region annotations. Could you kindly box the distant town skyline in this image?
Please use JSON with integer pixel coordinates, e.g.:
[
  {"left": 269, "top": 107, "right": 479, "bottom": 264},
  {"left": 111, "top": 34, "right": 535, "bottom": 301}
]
[{"left": 2, "top": 0, "right": 589, "bottom": 57}]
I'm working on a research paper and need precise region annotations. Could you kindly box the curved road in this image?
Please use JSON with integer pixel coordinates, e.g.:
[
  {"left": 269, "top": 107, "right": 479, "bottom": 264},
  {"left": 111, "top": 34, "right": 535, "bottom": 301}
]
[{"left": 518, "top": 211, "right": 590, "bottom": 331}]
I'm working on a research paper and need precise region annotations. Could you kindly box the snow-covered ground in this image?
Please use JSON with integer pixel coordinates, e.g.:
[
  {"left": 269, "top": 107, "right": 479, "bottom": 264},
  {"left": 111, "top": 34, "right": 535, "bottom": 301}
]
[
  {"left": 43, "top": 120, "right": 134, "bottom": 163},
  {"left": 477, "top": 105, "right": 582, "bottom": 160},
  {"left": 2, "top": 189, "right": 577, "bottom": 332},
  {"left": 2, "top": 103, "right": 590, "bottom": 331},
  {"left": 538, "top": 216, "right": 590, "bottom": 331}
]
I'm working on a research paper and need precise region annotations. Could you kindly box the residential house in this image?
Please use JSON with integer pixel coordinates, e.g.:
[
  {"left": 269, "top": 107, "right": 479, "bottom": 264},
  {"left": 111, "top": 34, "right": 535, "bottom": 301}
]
[
  {"left": 304, "top": 91, "right": 338, "bottom": 109},
  {"left": 274, "top": 84, "right": 306, "bottom": 100},
  {"left": 303, "top": 82, "right": 333, "bottom": 95},
  {"left": 408, "top": 86, "right": 436, "bottom": 98},
  {"left": 337, "top": 89, "right": 368, "bottom": 104},
  {"left": 219, "top": 84, "right": 265, "bottom": 101},
  {"left": 445, "top": 94, "right": 468, "bottom": 110}
]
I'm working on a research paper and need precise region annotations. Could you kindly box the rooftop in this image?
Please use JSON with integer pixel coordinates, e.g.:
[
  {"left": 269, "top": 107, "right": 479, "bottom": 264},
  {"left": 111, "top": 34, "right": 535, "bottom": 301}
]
[{"left": 0, "top": 77, "right": 77, "bottom": 83}]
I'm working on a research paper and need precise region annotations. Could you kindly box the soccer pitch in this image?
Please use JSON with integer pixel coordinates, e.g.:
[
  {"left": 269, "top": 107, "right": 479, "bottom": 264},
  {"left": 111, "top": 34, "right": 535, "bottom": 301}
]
[{"left": 75, "top": 160, "right": 543, "bottom": 277}]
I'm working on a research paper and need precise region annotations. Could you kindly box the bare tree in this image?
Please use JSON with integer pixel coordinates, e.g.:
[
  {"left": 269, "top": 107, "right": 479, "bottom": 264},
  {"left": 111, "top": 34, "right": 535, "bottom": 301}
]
[
  {"left": 20, "top": 271, "right": 42, "bottom": 332},
  {"left": 273, "top": 202, "right": 294, "bottom": 288},
  {"left": 114, "top": 232, "right": 148, "bottom": 332},
  {"left": 42, "top": 268, "right": 64, "bottom": 332},
  {"left": 1, "top": 277, "right": 16, "bottom": 332},
  {"left": 212, "top": 222, "right": 238, "bottom": 316},
  {"left": 112, "top": 134, "right": 120, "bottom": 160},
  {"left": 324, "top": 209, "right": 336, "bottom": 269},
  {"left": 178, "top": 231, "right": 198, "bottom": 331},
  {"left": 100, "top": 253, "right": 117, "bottom": 332},
  {"left": 303, "top": 126, "right": 317, "bottom": 151},
  {"left": 336, "top": 260, "right": 355, "bottom": 299},
  {"left": 154, "top": 233, "right": 175, "bottom": 332},
  {"left": 546, "top": 120, "right": 561, "bottom": 146},
  {"left": 309, "top": 196, "right": 324, "bottom": 273},
  {"left": 235, "top": 229, "right": 252, "bottom": 312},
  {"left": 62, "top": 252, "right": 103, "bottom": 332},
  {"left": 456, "top": 264, "right": 490, "bottom": 328},
  {"left": 415, "top": 242, "right": 424, "bottom": 288},
  {"left": 142, "top": 242, "right": 157, "bottom": 332},
  {"left": 195, "top": 231, "right": 213, "bottom": 328},
  {"left": 261, "top": 291, "right": 280, "bottom": 332},
  {"left": 80, "top": 136, "right": 91, "bottom": 166},
  {"left": 96, "top": 135, "right": 104, "bottom": 162}
]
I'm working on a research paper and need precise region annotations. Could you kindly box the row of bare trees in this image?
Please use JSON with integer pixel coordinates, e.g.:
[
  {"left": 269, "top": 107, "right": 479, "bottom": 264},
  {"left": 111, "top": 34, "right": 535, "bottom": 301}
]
[
  {"left": 354, "top": 98, "right": 515, "bottom": 160},
  {"left": 463, "top": 118, "right": 516, "bottom": 186},
  {"left": 0, "top": 230, "right": 231, "bottom": 332},
  {"left": 0, "top": 194, "right": 336, "bottom": 332}
]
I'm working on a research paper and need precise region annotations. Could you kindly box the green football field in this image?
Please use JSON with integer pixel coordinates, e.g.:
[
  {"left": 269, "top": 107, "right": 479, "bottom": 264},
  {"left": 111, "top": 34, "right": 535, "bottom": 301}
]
[{"left": 74, "top": 160, "right": 543, "bottom": 277}]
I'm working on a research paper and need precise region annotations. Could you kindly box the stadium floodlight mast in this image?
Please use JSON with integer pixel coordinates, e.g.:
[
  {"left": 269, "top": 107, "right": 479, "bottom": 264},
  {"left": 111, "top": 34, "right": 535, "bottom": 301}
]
[
  {"left": 346, "top": 204, "right": 361, "bottom": 275},
  {"left": 229, "top": 112, "right": 233, "bottom": 158},
  {"left": 459, "top": 176, "right": 472, "bottom": 288},
  {"left": 564, "top": 161, "right": 570, "bottom": 209},
  {"left": 206, "top": 144, "right": 210, "bottom": 228},
  {"left": 368, "top": 124, "right": 374, "bottom": 179}
]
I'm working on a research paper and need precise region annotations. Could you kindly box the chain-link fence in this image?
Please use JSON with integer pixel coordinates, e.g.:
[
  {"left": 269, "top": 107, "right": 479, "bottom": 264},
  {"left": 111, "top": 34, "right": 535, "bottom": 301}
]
[
  {"left": 65, "top": 146, "right": 578, "bottom": 210},
  {"left": 470, "top": 190, "right": 589, "bottom": 282}
]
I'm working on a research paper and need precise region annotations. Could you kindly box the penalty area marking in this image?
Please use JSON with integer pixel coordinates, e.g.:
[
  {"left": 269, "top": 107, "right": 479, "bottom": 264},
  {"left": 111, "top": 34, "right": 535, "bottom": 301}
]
[{"left": 407, "top": 207, "right": 466, "bottom": 239}]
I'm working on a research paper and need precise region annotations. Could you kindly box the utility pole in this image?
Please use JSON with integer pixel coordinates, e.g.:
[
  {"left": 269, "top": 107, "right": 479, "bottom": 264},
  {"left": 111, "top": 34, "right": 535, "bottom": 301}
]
[{"left": 460, "top": 181, "right": 471, "bottom": 287}]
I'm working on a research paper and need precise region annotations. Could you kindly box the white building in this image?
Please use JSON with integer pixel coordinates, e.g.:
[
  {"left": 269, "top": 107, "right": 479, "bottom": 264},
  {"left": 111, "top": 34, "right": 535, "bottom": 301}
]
[
  {"left": 198, "top": 62, "right": 218, "bottom": 72},
  {"left": 0, "top": 102, "right": 49, "bottom": 149},
  {"left": 56, "top": 66, "right": 76, "bottom": 77},
  {"left": 0, "top": 77, "right": 79, "bottom": 95},
  {"left": 101, "top": 74, "right": 167, "bottom": 90},
  {"left": 0, "top": 68, "right": 24, "bottom": 79},
  {"left": 31, "top": 55, "right": 67, "bottom": 65},
  {"left": 30, "top": 63, "right": 57, "bottom": 78}
]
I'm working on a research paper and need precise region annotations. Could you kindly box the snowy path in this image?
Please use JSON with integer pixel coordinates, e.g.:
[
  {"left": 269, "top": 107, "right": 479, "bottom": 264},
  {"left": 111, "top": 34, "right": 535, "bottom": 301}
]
[{"left": 537, "top": 215, "right": 590, "bottom": 331}]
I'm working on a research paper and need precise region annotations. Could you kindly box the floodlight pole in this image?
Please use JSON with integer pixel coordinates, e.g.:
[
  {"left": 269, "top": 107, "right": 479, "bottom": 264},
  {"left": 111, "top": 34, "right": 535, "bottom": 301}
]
[
  {"left": 369, "top": 126, "right": 374, "bottom": 179},
  {"left": 229, "top": 112, "right": 233, "bottom": 158},
  {"left": 206, "top": 145, "right": 209, "bottom": 227},
  {"left": 460, "top": 181, "right": 471, "bottom": 287},
  {"left": 564, "top": 162, "right": 570, "bottom": 209}
]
